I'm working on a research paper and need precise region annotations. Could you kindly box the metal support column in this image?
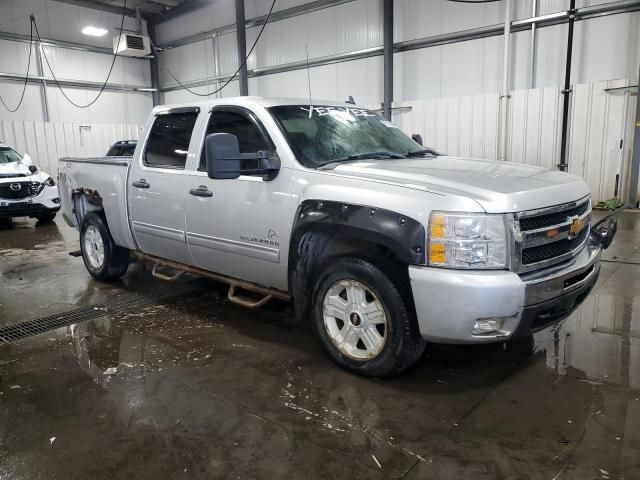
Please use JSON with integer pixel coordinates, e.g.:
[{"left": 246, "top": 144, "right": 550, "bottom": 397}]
[
  {"left": 558, "top": 0, "right": 576, "bottom": 172},
  {"left": 499, "top": 0, "right": 512, "bottom": 160},
  {"left": 35, "top": 40, "right": 50, "bottom": 122},
  {"left": 148, "top": 24, "right": 162, "bottom": 106},
  {"left": 628, "top": 72, "right": 640, "bottom": 207},
  {"left": 529, "top": 0, "right": 537, "bottom": 88},
  {"left": 235, "top": 0, "right": 248, "bottom": 96},
  {"left": 383, "top": 0, "right": 393, "bottom": 121}
]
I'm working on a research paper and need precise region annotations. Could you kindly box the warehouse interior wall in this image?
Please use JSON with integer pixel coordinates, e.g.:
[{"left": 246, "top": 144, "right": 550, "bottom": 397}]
[
  {"left": 156, "top": 0, "right": 640, "bottom": 105},
  {"left": 0, "top": 0, "right": 638, "bottom": 199},
  {"left": 0, "top": 0, "right": 153, "bottom": 124}
]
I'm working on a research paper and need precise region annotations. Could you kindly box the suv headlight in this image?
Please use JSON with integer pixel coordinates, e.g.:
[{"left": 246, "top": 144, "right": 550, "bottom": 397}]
[
  {"left": 428, "top": 212, "right": 507, "bottom": 269},
  {"left": 44, "top": 177, "right": 55, "bottom": 187}
]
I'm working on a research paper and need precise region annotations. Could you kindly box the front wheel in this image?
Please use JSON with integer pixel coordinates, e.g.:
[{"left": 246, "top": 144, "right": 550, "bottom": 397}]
[
  {"left": 312, "top": 257, "right": 425, "bottom": 378},
  {"left": 80, "top": 212, "right": 129, "bottom": 281}
]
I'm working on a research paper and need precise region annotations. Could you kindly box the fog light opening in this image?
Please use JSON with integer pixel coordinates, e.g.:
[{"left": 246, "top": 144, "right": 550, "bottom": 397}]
[{"left": 472, "top": 317, "right": 506, "bottom": 336}]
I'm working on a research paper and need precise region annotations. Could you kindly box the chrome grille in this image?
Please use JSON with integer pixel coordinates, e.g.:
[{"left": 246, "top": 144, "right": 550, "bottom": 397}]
[{"left": 512, "top": 196, "right": 591, "bottom": 272}]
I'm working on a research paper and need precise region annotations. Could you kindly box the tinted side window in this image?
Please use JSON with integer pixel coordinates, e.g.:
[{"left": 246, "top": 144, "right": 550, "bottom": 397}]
[
  {"left": 144, "top": 112, "right": 198, "bottom": 169},
  {"left": 199, "top": 110, "right": 268, "bottom": 170}
]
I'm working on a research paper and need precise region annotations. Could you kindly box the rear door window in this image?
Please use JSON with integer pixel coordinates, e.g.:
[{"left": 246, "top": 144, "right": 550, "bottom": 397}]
[{"left": 144, "top": 112, "right": 198, "bottom": 169}]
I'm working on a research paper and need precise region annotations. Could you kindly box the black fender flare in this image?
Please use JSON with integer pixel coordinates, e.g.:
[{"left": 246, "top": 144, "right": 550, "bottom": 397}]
[{"left": 287, "top": 200, "right": 426, "bottom": 320}]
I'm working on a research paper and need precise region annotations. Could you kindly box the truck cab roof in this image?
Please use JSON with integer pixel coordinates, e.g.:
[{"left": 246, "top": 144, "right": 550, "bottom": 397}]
[{"left": 156, "top": 96, "right": 359, "bottom": 113}]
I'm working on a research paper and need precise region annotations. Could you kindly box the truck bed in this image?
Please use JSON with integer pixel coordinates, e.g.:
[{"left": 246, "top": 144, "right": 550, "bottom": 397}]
[{"left": 58, "top": 156, "right": 137, "bottom": 250}]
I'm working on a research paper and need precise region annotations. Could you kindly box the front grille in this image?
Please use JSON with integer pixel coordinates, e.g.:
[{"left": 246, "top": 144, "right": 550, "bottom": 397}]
[
  {"left": 521, "top": 227, "right": 589, "bottom": 265},
  {"left": 514, "top": 197, "right": 591, "bottom": 271},
  {"left": 0, "top": 181, "right": 43, "bottom": 199},
  {"left": 519, "top": 200, "right": 591, "bottom": 231}
]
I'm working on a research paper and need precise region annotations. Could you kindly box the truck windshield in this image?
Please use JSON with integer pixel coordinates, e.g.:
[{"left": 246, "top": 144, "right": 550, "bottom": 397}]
[
  {"left": 0, "top": 146, "right": 22, "bottom": 164},
  {"left": 269, "top": 105, "right": 433, "bottom": 168}
]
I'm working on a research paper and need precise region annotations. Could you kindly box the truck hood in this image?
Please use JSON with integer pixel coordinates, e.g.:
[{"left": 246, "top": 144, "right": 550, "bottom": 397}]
[{"left": 328, "top": 156, "right": 590, "bottom": 213}]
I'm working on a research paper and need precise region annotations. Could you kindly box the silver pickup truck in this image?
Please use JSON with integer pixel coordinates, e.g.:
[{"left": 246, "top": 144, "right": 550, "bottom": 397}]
[{"left": 59, "top": 97, "right": 617, "bottom": 377}]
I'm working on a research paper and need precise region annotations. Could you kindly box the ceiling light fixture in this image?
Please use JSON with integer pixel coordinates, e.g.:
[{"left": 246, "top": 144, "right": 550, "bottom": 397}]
[{"left": 81, "top": 26, "right": 108, "bottom": 37}]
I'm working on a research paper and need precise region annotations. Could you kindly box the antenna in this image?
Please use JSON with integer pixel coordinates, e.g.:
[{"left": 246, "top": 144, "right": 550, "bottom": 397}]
[{"left": 305, "top": 44, "right": 313, "bottom": 118}]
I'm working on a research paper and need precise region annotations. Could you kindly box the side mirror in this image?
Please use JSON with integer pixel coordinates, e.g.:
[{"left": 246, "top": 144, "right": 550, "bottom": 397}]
[
  {"left": 205, "top": 133, "right": 242, "bottom": 180},
  {"left": 412, "top": 134, "right": 423, "bottom": 146},
  {"left": 205, "top": 132, "right": 280, "bottom": 180}
]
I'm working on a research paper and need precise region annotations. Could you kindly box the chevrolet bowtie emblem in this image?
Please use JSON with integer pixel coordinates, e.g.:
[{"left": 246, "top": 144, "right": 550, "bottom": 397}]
[{"left": 568, "top": 216, "right": 583, "bottom": 239}]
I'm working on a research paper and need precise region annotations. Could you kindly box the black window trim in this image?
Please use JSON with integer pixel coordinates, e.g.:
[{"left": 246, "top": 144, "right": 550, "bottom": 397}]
[
  {"left": 197, "top": 105, "right": 276, "bottom": 172},
  {"left": 142, "top": 109, "right": 199, "bottom": 170}
]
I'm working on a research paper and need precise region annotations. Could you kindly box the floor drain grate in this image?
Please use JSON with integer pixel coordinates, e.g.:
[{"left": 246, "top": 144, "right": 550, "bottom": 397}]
[{"left": 0, "top": 283, "right": 203, "bottom": 345}]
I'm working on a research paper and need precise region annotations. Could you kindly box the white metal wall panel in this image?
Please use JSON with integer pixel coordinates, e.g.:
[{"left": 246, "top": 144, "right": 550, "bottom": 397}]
[
  {"left": 247, "top": 56, "right": 383, "bottom": 107},
  {"left": 571, "top": 14, "right": 640, "bottom": 87},
  {"left": 508, "top": 86, "right": 562, "bottom": 170},
  {"left": 0, "top": 39, "right": 31, "bottom": 75},
  {"left": 568, "top": 79, "right": 635, "bottom": 202},
  {"left": 0, "top": 1, "right": 152, "bottom": 124},
  {"left": 0, "top": 82, "right": 44, "bottom": 122},
  {"left": 158, "top": 40, "right": 213, "bottom": 86},
  {"left": 243, "top": 0, "right": 381, "bottom": 71},
  {"left": 393, "top": 80, "right": 635, "bottom": 202},
  {"left": 40, "top": 46, "right": 151, "bottom": 87},
  {"left": 0, "top": 120, "right": 143, "bottom": 176},
  {"left": 154, "top": 0, "right": 235, "bottom": 45},
  {"left": 44, "top": 87, "right": 152, "bottom": 125},
  {"left": 394, "top": 0, "right": 505, "bottom": 42},
  {"left": 393, "top": 92, "right": 499, "bottom": 160}
]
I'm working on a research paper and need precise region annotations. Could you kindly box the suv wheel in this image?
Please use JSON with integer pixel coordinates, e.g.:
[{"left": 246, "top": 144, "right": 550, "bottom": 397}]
[
  {"left": 80, "top": 212, "right": 129, "bottom": 281},
  {"left": 312, "top": 257, "right": 425, "bottom": 378}
]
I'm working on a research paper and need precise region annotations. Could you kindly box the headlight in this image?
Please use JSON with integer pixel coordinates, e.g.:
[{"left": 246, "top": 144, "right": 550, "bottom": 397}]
[
  {"left": 428, "top": 212, "right": 507, "bottom": 269},
  {"left": 44, "top": 177, "right": 55, "bottom": 187}
]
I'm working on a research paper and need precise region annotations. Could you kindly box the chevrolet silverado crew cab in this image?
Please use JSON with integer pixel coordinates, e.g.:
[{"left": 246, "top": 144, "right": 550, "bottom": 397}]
[
  {"left": 0, "top": 142, "right": 60, "bottom": 223},
  {"left": 58, "top": 97, "right": 617, "bottom": 378}
]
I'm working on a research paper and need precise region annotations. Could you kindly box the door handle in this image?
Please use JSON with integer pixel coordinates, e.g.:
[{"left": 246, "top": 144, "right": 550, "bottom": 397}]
[
  {"left": 132, "top": 178, "right": 150, "bottom": 189},
  {"left": 189, "top": 186, "right": 213, "bottom": 197}
]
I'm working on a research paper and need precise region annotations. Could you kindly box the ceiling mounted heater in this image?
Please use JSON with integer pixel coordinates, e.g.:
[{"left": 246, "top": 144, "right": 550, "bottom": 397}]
[{"left": 113, "top": 33, "right": 151, "bottom": 57}]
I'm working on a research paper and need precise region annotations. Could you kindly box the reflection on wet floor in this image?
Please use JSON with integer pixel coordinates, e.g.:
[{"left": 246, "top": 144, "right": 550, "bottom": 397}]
[{"left": 1, "top": 213, "right": 639, "bottom": 478}]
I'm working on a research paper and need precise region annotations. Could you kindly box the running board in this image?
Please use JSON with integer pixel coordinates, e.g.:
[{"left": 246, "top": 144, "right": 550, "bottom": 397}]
[
  {"left": 134, "top": 252, "right": 289, "bottom": 307},
  {"left": 227, "top": 285, "right": 273, "bottom": 309}
]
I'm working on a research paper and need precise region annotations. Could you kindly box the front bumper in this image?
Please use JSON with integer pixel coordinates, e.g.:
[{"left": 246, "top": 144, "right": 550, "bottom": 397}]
[
  {"left": 0, "top": 186, "right": 60, "bottom": 218},
  {"left": 409, "top": 241, "right": 601, "bottom": 343}
]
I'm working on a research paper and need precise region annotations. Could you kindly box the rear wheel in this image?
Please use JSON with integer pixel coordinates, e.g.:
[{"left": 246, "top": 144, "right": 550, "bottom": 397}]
[
  {"left": 80, "top": 212, "right": 129, "bottom": 281},
  {"left": 312, "top": 257, "right": 425, "bottom": 378}
]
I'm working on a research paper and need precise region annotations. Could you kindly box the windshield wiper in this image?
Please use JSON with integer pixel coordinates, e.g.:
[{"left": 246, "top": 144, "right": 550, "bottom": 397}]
[
  {"left": 406, "top": 148, "right": 440, "bottom": 157},
  {"left": 317, "top": 151, "right": 406, "bottom": 169}
]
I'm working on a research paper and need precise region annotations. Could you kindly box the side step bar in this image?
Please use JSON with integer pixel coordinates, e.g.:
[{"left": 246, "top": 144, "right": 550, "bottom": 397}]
[{"left": 136, "top": 252, "right": 289, "bottom": 308}]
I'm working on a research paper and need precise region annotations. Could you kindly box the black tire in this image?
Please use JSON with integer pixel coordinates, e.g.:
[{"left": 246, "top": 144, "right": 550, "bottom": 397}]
[
  {"left": 80, "top": 212, "right": 129, "bottom": 281},
  {"left": 36, "top": 214, "right": 56, "bottom": 224},
  {"left": 311, "top": 257, "right": 426, "bottom": 378}
]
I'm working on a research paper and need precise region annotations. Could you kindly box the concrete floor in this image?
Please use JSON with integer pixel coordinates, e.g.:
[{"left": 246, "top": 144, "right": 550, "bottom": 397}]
[{"left": 0, "top": 213, "right": 639, "bottom": 479}]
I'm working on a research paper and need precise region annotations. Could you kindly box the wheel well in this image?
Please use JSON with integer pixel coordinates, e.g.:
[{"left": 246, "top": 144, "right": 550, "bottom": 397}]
[
  {"left": 72, "top": 189, "right": 104, "bottom": 227},
  {"left": 289, "top": 227, "right": 408, "bottom": 323}
]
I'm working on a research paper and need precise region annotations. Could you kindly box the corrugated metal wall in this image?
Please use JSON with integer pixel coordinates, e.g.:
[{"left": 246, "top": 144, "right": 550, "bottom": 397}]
[
  {"left": 0, "top": 0, "right": 153, "bottom": 124},
  {"left": 0, "top": 121, "right": 143, "bottom": 177},
  {"left": 394, "top": 79, "right": 637, "bottom": 202}
]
